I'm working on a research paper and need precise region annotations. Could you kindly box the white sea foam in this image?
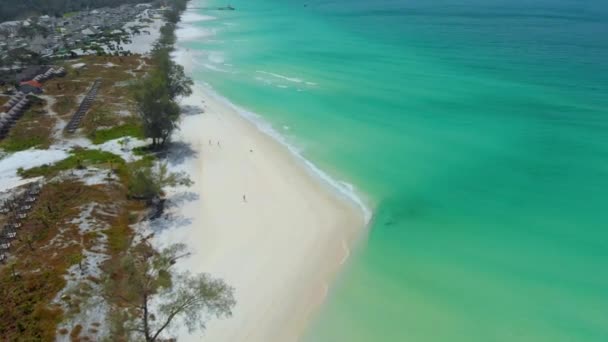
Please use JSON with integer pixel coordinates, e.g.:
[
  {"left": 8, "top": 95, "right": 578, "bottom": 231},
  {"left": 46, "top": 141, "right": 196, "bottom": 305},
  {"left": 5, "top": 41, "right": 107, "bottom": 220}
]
[
  {"left": 175, "top": 26, "right": 214, "bottom": 41},
  {"left": 181, "top": 13, "right": 216, "bottom": 23},
  {"left": 208, "top": 51, "right": 225, "bottom": 64},
  {"left": 256, "top": 71, "right": 318, "bottom": 88},
  {"left": 179, "top": 50, "right": 229, "bottom": 72},
  {"left": 256, "top": 70, "right": 303, "bottom": 83},
  {"left": 202, "top": 63, "right": 228, "bottom": 72},
  {"left": 255, "top": 76, "right": 273, "bottom": 85}
]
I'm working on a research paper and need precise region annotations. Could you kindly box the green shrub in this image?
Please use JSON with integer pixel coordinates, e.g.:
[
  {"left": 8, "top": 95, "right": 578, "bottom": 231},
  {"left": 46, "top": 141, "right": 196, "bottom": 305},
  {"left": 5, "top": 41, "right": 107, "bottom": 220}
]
[
  {"left": 18, "top": 148, "right": 124, "bottom": 178},
  {"left": 89, "top": 123, "right": 144, "bottom": 145}
]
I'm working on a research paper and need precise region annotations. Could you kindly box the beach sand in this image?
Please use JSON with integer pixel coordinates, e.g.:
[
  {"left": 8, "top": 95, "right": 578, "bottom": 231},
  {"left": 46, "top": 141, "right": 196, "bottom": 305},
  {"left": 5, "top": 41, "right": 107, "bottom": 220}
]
[{"left": 154, "top": 79, "right": 367, "bottom": 341}]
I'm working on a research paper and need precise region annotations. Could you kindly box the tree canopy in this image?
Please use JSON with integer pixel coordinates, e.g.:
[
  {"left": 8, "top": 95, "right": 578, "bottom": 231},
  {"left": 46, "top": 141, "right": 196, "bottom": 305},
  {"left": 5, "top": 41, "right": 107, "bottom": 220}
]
[
  {"left": 105, "top": 239, "right": 235, "bottom": 341},
  {"left": 134, "top": 71, "right": 181, "bottom": 148},
  {"left": 128, "top": 162, "right": 193, "bottom": 200},
  {"left": 133, "top": 5, "right": 193, "bottom": 150}
]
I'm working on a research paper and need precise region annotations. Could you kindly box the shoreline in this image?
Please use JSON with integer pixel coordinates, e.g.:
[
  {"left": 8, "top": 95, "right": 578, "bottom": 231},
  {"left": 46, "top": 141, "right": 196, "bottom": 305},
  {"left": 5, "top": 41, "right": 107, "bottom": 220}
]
[
  {"left": 191, "top": 80, "right": 373, "bottom": 224},
  {"left": 151, "top": 20, "right": 371, "bottom": 340}
]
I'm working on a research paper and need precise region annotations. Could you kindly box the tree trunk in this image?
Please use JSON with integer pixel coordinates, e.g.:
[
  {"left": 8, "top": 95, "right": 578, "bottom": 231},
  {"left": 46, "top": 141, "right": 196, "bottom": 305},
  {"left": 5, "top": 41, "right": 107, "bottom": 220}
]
[
  {"left": 143, "top": 292, "right": 152, "bottom": 341},
  {"left": 11, "top": 265, "right": 17, "bottom": 280}
]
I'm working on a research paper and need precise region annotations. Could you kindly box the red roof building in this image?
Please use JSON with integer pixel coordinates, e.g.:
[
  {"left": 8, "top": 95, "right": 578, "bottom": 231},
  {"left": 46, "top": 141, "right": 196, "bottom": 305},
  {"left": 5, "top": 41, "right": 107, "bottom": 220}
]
[{"left": 20, "top": 80, "right": 43, "bottom": 88}]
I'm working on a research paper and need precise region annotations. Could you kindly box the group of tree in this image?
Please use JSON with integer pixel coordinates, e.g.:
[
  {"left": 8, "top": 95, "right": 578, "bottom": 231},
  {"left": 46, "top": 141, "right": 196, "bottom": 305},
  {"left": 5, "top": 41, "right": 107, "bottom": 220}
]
[
  {"left": 127, "top": 162, "right": 193, "bottom": 200},
  {"left": 133, "top": 0, "right": 193, "bottom": 149},
  {"left": 133, "top": 52, "right": 192, "bottom": 148},
  {"left": 104, "top": 236, "right": 235, "bottom": 341}
]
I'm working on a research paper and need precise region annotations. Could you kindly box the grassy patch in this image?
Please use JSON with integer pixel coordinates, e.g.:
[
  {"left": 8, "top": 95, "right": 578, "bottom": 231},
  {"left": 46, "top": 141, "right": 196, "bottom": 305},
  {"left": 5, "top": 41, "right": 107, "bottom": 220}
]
[
  {"left": 18, "top": 148, "right": 124, "bottom": 178},
  {"left": 132, "top": 145, "right": 152, "bottom": 156},
  {"left": 81, "top": 106, "right": 119, "bottom": 135},
  {"left": 89, "top": 122, "right": 144, "bottom": 145},
  {"left": 0, "top": 269, "right": 65, "bottom": 340},
  {"left": 105, "top": 219, "right": 131, "bottom": 254},
  {"left": 81, "top": 104, "right": 142, "bottom": 143},
  {"left": 52, "top": 95, "right": 76, "bottom": 118},
  {"left": 0, "top": 132, "right": 48, "bottom": 152}
]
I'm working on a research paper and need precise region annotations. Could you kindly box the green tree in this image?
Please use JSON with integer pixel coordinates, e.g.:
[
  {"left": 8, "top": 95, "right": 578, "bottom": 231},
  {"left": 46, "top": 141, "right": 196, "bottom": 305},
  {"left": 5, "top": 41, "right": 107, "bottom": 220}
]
[
  {"left": 135, "top": 44, "right": 193, "bottom": 148},
  {"left": 153, "top": 47, "right": 193, "bottom": 100},
  {"left": 128, "top": 162, "right": 193, "bottom": 200},
  {"left": 105, "top": 240, "right": 235, "bottom": 341},
  {"left": 134, "top": 72, "right": 181, "bottom": 149}
]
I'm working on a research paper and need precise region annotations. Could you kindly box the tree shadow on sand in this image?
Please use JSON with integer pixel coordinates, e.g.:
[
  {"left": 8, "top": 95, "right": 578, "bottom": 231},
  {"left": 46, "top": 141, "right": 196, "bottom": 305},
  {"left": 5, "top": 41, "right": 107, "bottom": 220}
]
[
  {"left": 168, "top": 191, "right": 200, "bottom": 206},
  {"left": 149, "top": 192, "right": 200, "bottom": 233},
  {"left": 161, "top": 141, "right": 198, "bottom": 166},
  {"left": 181, "top": 105, "right": 204, "bottom": 116},
  {"left": 150, "top": 214, "right": 193, "bottom": 234}
]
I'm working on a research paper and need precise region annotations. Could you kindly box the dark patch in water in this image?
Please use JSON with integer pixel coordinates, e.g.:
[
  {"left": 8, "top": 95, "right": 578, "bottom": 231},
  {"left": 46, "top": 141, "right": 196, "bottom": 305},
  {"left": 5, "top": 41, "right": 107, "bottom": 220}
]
[{"left": 375, "top": 194, "right": 436, "bottom": 228}]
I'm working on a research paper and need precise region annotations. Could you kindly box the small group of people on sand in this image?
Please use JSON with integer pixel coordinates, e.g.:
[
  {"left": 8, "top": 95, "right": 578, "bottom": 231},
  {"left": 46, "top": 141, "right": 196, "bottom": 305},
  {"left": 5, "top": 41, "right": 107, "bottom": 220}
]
[{"left": 207, "top": 139, "right": 250, "bottom": 203}]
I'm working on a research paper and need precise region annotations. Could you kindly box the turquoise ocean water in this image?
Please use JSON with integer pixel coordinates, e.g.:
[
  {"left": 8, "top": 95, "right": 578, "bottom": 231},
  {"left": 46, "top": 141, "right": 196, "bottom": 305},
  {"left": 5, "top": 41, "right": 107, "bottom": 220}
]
[{"left": 177, "top": 0, "right": 608, "bottom": 340}]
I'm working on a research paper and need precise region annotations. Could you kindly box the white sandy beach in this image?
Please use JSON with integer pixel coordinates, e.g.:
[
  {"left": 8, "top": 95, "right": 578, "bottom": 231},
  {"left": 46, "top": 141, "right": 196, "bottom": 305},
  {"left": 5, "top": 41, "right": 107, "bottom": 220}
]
[{"left": 153, "top": 68, "right": 367, "bottom": 340}]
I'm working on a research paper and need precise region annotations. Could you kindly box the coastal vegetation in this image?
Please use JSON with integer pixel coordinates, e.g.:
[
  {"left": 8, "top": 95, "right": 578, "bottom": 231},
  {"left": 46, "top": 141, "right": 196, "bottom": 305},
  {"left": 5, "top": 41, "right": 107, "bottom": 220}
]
[
  {"left": 1, "top": 55, "right": 145, "bottom": 334},
  {"left": 1, "top": 0, "right": 237, "bottom": 339},
  {"left": 0, "top": 179, "right": 127, "bottom": 339},
  {"left": 133, "top": 71, "right": 182, "bottom": 149},
  {"left": 89, "top": 121, "right": 145, "bottom": 145},
  {"left": 128, "top": 162, "right": 193, "bottom": 200},
  {"left": 17, "top": 148, "right": 123, "bottom": 178},
  {"left": 104, "top": 238, "right": 235, "bottom": 341},
  {"left": 133, "top": 2, "right": 193, "bottom": 150}
]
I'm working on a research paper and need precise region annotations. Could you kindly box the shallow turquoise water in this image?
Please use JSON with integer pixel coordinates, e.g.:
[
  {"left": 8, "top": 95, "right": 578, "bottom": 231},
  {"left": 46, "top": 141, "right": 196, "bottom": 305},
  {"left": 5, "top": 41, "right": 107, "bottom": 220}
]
[{"left": 179, "top": 0, "right": 608, "bottom": 340}]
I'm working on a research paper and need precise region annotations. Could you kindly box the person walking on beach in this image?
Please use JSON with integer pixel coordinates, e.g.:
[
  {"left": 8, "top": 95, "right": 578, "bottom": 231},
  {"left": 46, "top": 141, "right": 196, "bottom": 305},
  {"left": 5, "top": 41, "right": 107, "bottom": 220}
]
[
  {"left": 217, "top": 141, "right": 221, "bottom": 148},
  {"left": 243, "top": 194, "right": 247, "bottom": 203}
]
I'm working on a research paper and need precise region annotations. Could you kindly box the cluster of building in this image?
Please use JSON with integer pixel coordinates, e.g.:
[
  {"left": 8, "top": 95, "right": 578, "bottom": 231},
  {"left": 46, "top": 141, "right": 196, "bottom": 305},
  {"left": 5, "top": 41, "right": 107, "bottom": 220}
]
[
  {"left": 21, "top": 66, "right": 66, "bottom": 92},
  {"left": 0, "top": 3, "right": 162, "bottom": 66},
  {"left": 0, "top": 92, "right": 30, "bottom": 138},
  {"left": 0, "top": 66, "right": 65, "bottom": 138}
]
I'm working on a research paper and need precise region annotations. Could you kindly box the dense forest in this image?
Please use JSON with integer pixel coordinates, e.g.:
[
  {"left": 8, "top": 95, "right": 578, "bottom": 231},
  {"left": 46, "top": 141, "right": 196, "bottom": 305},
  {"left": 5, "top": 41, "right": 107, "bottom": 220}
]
[{"left": 0, "top": 0, "right": 155, "bottom": 22}]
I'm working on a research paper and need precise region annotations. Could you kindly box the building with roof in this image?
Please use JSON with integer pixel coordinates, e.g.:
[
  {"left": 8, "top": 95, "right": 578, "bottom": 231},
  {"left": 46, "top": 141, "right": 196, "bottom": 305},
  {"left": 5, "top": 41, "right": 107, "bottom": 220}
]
[{"left": 18, "top": 80, "right": 42, "bottom": 94}]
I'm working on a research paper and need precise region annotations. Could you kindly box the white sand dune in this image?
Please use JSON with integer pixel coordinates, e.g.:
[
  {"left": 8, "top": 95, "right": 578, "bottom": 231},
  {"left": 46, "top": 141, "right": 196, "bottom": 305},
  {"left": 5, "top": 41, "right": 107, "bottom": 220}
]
[{"left": 153, "top": 82, "right": 367, "bottom": 341}]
